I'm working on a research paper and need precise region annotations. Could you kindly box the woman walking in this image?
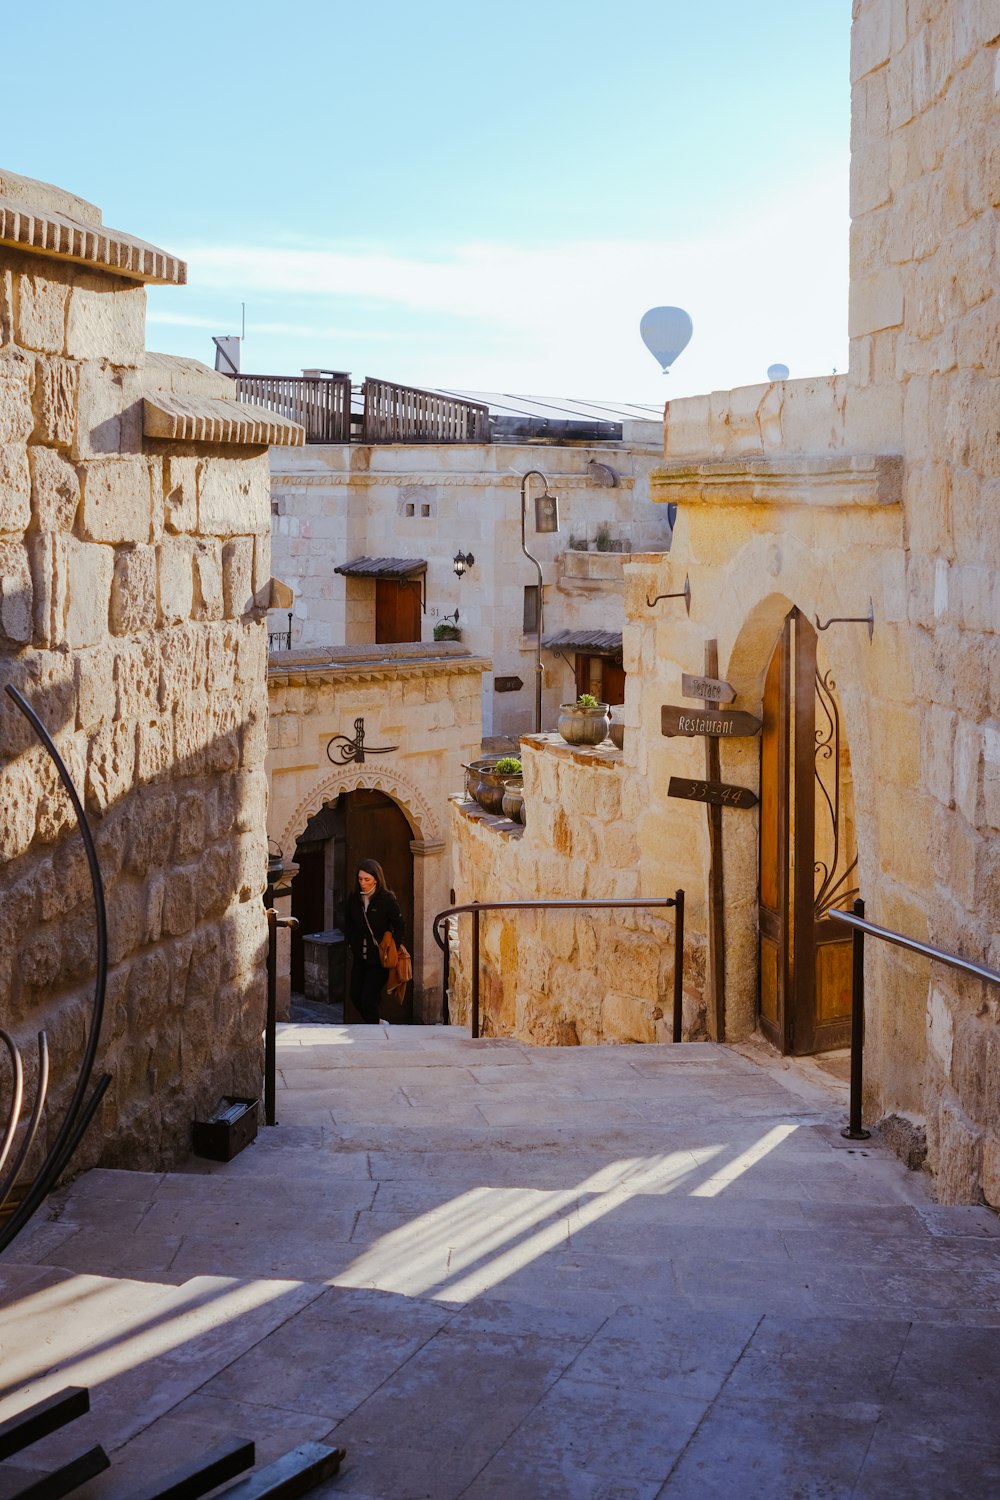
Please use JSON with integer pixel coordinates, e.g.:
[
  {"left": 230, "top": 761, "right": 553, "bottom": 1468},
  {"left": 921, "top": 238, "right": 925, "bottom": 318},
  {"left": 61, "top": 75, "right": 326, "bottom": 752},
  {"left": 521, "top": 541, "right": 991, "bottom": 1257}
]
[{"left": 344, "top": 859, "right": 405, "bottom": 1024}]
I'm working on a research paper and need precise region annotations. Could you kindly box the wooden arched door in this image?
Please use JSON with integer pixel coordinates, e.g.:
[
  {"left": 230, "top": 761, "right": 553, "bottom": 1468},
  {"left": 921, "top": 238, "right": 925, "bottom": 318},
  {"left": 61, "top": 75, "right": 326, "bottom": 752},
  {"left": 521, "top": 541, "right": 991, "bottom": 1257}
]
[{"left": 758, "top": 610, "right": 858, "bottom": 1054}]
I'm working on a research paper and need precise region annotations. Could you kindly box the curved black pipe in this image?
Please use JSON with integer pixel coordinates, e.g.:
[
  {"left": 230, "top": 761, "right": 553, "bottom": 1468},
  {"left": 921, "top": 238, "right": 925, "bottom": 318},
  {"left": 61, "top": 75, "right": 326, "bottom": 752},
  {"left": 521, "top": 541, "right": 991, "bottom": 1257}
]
[{"left": 0, "top": 685, "right": 108, "bottom": 1253}]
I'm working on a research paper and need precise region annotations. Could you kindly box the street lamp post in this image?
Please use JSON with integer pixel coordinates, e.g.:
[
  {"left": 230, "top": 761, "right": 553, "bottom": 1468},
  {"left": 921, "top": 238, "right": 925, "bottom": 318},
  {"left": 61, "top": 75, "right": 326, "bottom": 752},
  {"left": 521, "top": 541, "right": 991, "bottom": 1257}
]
[{"left": 520, "top": 469, "right": 560, "bottom": 734}]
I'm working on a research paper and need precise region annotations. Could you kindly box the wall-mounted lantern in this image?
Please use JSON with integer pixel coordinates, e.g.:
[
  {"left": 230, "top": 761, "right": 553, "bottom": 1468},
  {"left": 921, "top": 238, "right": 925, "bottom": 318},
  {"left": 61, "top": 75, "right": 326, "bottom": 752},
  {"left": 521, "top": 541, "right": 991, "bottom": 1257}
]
[{"left": 453, "top": 551, "right": 475, "bottom": 579}]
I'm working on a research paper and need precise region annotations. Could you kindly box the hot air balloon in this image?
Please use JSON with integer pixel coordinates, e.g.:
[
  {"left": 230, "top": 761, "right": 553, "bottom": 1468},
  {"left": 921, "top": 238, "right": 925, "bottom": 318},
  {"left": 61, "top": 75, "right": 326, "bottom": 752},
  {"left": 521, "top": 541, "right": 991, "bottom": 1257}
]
[
  {"left": 766, "top": 363, "right": 790, "bottom": 381},
  {"left": 639, "top": 306, "right": 693, "bottom": 373}
]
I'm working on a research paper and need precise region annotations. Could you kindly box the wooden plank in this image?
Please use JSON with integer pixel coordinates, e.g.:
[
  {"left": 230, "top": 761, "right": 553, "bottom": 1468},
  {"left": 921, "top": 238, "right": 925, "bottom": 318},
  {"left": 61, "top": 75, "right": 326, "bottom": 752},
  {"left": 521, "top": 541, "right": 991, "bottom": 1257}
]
[
  {"left": 218, "top": 1442, "right": 346, "bottom": 1499},
  {"left": 668, "top": 776, "right": 758, "bottom": 809},
  {"left": 131, "top": 1438, "right": 255, "bottom": 1500},
  {"left": 0, "top": 1387, "right": 89, "bottom": 1461},
  {"left": 681, "top": 671, "right": 736, "bottom": 703},
  {"left": 10, "top": 1445, "right": 109, "bottom": 1499},
  {"left": 661, "top": 705, "right": 762, "bottom": 738},
  {"left": 702, "top": 642, "right": 727, "bottom": 1044}
]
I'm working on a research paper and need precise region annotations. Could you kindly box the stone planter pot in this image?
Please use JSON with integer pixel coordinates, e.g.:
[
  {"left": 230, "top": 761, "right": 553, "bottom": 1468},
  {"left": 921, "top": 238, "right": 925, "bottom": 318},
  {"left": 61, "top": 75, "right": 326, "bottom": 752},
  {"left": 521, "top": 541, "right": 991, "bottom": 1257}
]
[
  {"left": 557, "top": 702, "right": 611, "bottom": 746},
  {"left": 501, "top": 779, "right": 525, "bottom": 825},
  {"left": 609, "top": 704, "right": 625, "bottom": 751},
  {"left": 463, "top": 756, "right": 503, "bottom": 806}
]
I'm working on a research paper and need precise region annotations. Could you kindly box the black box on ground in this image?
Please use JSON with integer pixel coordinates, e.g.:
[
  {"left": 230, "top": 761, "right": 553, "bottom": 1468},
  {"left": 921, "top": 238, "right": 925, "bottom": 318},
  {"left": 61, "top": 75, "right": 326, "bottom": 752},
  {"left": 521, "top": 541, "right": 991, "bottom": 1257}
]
[{"left": 192, "top": 1097, "right": 259, "bottom": 1162}]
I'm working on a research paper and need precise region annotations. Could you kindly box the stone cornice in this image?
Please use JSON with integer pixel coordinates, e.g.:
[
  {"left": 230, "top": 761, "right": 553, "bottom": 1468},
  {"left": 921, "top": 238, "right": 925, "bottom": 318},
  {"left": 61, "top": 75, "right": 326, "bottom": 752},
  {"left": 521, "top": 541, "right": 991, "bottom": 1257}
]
[
  {"left": 144, "top": 393, "right": 305, "bottom": 447},
  {"left": 650, "top": 454, "right": 903, "bottom": 508},
  {"left": 0, "top": 187, "right": 185, "bottom": 285},
  {"left": 268, "top": 471, "right": 638, "bottom": 491},
  {"left": 268, "top": 653, "right": 492, "bottom": 687}
]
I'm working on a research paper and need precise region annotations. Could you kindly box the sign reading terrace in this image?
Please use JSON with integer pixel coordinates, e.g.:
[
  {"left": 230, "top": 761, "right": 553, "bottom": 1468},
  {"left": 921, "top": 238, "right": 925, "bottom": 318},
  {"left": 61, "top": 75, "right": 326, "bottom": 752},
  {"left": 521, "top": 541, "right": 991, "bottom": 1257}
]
[
  {"left": 681, "top": 672, "right": 736, "bottom": 703},
  {"left": 668, "top": 776, "right": 758, "bottom": 809},
  {"left": 661, "top": 705, "right": 762, "bottom": 738}
]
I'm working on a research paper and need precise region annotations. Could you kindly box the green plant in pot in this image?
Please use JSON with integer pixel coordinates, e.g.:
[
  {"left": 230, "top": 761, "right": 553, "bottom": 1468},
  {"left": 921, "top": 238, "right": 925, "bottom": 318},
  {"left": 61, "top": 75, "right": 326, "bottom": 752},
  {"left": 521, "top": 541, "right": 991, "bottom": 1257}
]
[
  {"left": 557, "top": 692, "right": 611, "bottom": 746},
  {"left": 494, "top": 756, "right": 525, "bottom": 825},
  {"left": 467, "top": 755, "right": 520, "bottom": 816},
  {"left": 434, "top": 620, "right": 461, "bottom": 641}
]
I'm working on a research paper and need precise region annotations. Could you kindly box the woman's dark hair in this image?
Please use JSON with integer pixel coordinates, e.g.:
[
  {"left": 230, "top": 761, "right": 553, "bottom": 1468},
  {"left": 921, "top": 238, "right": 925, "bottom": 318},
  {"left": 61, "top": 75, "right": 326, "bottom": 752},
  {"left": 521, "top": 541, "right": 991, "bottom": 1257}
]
[{"left": 357, "top": 858, "right": 393, "bottom": 897}]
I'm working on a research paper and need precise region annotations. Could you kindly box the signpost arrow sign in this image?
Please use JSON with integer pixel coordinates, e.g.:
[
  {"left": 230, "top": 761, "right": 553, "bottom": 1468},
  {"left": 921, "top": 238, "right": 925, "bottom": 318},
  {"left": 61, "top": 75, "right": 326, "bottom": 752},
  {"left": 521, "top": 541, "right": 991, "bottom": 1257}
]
[
  {"left": 668, "top": 776, "right": 758, "bottom": 809},
  {"left": 661, "top": 705, "right": 762, "bottom": 738},
  {"left": 681, "top": 672, "right": 736, "bottom": 704}
]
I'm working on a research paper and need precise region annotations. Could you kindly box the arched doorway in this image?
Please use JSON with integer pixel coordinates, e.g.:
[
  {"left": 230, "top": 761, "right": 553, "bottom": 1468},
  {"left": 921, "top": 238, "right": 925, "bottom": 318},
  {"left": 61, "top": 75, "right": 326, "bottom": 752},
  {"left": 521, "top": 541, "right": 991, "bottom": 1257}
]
[
  {"left": 290, "top": 789, "right": 415, "bottom": 1024},
  {"left": 758, "top": 608, "right": 858, "bottom": 1054}
]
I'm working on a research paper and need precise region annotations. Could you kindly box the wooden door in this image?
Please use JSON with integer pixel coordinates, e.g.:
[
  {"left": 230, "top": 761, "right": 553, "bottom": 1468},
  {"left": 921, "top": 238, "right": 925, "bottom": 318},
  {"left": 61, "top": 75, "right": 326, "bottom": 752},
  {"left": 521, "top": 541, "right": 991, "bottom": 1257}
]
[
  {"left": 758, "top": 611, "right": 857, "bottom": 1054},
  {"left": 342, "top": 789, "right": 415, "bottom": 1023},
  {"left": 375, "top": 578, "right": 421, "bottom": 644},
  {"left": 290, "top": 845, "right": 326, "bottom": 994}
]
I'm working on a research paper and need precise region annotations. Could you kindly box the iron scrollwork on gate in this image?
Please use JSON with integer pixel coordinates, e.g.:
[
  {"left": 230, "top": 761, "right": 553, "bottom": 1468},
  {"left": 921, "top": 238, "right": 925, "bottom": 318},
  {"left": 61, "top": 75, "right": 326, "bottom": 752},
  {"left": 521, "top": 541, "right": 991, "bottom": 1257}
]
[
  {"left": 813, "top": 669, "right": 859, "bottom": 919},
  {"left": 326, "top": 717, "right": 398, "bottom": 766}
]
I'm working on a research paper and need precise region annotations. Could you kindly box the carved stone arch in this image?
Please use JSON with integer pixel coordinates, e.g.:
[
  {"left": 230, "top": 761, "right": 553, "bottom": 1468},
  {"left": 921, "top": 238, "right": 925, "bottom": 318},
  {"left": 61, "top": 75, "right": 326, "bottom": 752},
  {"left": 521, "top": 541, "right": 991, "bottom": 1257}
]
[{"left": 281, "top": 763, "right": 441, "bottom": 856}]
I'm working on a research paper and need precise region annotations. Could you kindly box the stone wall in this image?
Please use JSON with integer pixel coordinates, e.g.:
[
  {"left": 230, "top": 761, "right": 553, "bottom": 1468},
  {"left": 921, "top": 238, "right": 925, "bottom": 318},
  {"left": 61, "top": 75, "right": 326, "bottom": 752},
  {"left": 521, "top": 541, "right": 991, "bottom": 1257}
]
[
  {"left": 267, "top": 643, "right": 488, "bottom": 1020},
  {"left": 0, "top": 171, "right": 301, "bottom": 1173},
  {"left": 447, "top": 3, "right": 1000, "bottom": 1205},
  {"left": 846, "top": 0, "right": 1000, "bottom": 1203},
  {"left": 449, "top": 735, "right": 694, "bottom": 1044},
  {"left": 268, "top": 440, "right": 668, "bottom": 739}
]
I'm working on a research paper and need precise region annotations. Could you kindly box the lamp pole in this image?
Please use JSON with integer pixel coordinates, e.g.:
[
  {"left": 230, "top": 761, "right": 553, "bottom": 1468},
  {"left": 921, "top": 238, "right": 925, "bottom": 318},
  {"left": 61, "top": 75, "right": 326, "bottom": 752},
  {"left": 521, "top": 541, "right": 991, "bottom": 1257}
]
[{"left": 520, "top": 469, "right": 558, "bottom": 734}]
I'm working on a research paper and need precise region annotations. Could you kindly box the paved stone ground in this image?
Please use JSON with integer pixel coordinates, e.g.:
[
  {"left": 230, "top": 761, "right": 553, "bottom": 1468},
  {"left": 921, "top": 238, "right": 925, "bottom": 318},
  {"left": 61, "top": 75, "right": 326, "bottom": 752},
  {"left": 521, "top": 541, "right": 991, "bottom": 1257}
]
[{"left": 2, "top": 1025, "right": 1000, "bottom": 1498}]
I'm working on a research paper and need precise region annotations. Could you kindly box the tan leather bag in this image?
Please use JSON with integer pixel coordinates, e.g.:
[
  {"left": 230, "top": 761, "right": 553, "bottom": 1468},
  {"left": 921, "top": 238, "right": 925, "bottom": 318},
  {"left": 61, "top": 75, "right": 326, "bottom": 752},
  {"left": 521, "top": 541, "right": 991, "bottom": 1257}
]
[{"left": 387, "top": 945, "right": 412, "bottom": 1000}]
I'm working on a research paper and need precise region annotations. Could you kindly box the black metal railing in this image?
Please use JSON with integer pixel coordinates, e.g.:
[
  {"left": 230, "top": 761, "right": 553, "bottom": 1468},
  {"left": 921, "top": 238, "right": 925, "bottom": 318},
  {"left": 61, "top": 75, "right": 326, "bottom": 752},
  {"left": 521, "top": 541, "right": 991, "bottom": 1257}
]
[
  {"left": 268, "top": 611, "right": 293, "bottom": 652},
  {"left": 433, "top": 893, "right": 684, "bottom": 1041},
  {"left": 831, "top": 898, "right": 1000, "bottom": 1140},
  {"left": 0, "top": 687, "right": 111, "bottom": 1252}
]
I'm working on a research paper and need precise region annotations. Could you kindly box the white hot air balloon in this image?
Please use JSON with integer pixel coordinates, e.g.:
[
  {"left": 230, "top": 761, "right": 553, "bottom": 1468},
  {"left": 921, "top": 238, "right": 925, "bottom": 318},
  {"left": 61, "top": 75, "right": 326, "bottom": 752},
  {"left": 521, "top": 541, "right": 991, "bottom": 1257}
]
[
  {"left": 766, "top": 363, "right": 790, "bottom": 381},
  {"left": 639, "top": 306, "right": 693, "bottom": 373}
]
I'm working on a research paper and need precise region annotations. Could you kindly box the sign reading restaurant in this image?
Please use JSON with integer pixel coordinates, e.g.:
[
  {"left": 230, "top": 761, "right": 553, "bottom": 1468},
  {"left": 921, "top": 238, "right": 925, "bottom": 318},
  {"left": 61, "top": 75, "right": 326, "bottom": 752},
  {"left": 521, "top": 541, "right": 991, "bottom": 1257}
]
[{"left": 661, "top": 705, "right": 762, "bottom": 739}]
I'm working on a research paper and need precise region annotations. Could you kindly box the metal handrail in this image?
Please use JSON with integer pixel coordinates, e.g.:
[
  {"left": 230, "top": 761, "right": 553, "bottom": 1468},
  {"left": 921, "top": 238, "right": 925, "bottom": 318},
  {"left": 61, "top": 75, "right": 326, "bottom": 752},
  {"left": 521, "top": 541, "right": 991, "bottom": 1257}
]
[
  {"left": 0, "top": 687, "right": 111, "bottom": 1252},
  {"left": 830, "top": 900, "right": 1000, "bottom": 1140},
  {"left": 433, "top": 893, "right": 684, "bottom": 1041}
]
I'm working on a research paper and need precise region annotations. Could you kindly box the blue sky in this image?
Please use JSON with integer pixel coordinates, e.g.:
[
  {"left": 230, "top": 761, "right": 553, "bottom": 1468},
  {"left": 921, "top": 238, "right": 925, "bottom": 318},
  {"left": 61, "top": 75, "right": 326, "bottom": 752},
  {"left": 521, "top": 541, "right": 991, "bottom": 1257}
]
[{"left": 7, "top": 1, "right": 850, "bottom": 400}]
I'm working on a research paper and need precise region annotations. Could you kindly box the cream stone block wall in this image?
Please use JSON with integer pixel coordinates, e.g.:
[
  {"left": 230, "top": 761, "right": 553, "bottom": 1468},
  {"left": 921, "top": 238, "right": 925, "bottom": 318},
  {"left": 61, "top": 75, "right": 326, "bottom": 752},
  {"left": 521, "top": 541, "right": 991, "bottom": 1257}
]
[
  {"left": 268, "top": 440, "right": 668, "bottom": 739},
  {"left": 444, "top": 0, "right": 999, "bottom": 1210},
  {"left": 266, "top": 644, "right": 487, "bottom": 1021},
  {"left": 448, "top": 735, "right": 692, "bottom": 1045},
  {"left": 0, "top": 173, "right": 295, "bottom": 1177}
]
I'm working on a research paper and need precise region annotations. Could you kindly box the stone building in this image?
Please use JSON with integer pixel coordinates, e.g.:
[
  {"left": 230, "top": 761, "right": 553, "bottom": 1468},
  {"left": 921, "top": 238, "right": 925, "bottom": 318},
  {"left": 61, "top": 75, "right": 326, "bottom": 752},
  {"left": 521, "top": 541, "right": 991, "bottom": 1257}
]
[
  {"left": 0, "top": 170, "right": 302, "bottom": 1173},
  {"left": 255, "top": 393, "right": 667, "bottom": 1020},
  {"left": 265, "top": 408, "right": 667, "bottom": 740},
  {"left": 450, "top": 0, "right": 1000, "bottom": 1206},
  {"left": 266, "top": 640, "right": 487, "bottom": 1023}
]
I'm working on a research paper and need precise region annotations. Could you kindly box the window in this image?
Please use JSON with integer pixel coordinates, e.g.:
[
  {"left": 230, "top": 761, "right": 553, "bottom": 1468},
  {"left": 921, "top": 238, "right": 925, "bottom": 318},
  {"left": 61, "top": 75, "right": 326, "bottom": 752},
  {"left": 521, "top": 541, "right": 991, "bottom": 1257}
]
[{"left": 523, "top": 585, "right": 540, "bottom": 634}]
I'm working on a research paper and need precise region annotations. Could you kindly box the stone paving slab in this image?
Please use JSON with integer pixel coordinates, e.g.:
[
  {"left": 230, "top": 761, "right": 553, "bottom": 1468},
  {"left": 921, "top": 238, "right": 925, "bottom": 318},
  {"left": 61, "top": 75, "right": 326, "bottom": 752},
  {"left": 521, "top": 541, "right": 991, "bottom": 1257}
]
[{"left": 2, "top": 1026, "right": 999, "bottom": 1498}]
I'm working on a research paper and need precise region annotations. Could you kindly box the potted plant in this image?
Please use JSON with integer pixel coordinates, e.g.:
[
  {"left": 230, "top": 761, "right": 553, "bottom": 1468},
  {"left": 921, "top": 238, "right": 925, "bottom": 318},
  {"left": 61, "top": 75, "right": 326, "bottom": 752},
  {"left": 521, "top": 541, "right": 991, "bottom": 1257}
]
[
  {"left": 494, "top": 756, "right": 525, "bottom": 824},
  {"left": 558, "top": 693, "right": 611, "bottom": 746},
  {"left": 434, "top": 620, "right": 462, "bottom": 642}
]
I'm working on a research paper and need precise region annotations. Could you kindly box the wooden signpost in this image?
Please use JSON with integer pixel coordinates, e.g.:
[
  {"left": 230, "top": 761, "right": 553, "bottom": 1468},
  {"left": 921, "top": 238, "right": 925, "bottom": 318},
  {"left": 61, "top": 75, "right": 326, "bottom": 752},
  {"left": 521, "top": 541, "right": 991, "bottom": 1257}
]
[
  {"left": 668, "top": 776, "right": 758, "bottom": 809},
  {"left": 681, "top": 672, "right": 736, "bottom": 704},
  {"left": 661, "top": 706, "right": 762, "bottom": 738}
]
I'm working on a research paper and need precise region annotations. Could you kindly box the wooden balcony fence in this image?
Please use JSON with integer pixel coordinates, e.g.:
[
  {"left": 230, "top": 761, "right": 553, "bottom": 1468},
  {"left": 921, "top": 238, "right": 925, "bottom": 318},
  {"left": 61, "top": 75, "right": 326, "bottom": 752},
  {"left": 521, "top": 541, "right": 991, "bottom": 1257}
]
[
  {"left": 234, "top": 373, "right": 352, "bottom": 443},
  {"left": 232, "top": 372, "right": 489, "bottom": 445},
  {"left": 361, "top": 378, "right": 491, "bottom": 444}
]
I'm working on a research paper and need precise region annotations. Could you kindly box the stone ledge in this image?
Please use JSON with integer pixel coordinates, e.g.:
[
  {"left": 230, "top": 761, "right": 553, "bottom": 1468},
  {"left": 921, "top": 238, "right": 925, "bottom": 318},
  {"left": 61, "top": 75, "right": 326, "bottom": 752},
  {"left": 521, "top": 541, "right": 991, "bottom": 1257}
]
[
  {"left": 650, "top": 454, "right": 903, "bottom": 508},
  {"left": 450, "top": 794, "right": 524, "bottom": 839},
  {"left": 520, "top": 732, "right": 622, "bottom": 769},
  {"left": 0, "top": 177, "right": 185, "bottom": 285},
  {"left": 144, "top": 393, "right": 305, "bottom": 447},
  {"left": 268, "top": 648, "right": 492, "bottom": 685}
]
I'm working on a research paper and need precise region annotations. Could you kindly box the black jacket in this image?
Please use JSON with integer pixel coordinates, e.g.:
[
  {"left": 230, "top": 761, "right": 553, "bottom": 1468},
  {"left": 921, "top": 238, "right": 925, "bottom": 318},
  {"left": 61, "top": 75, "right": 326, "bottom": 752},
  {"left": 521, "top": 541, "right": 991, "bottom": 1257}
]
[{"left": 345, "top": 888, "right": 404, "bottom": 967}]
